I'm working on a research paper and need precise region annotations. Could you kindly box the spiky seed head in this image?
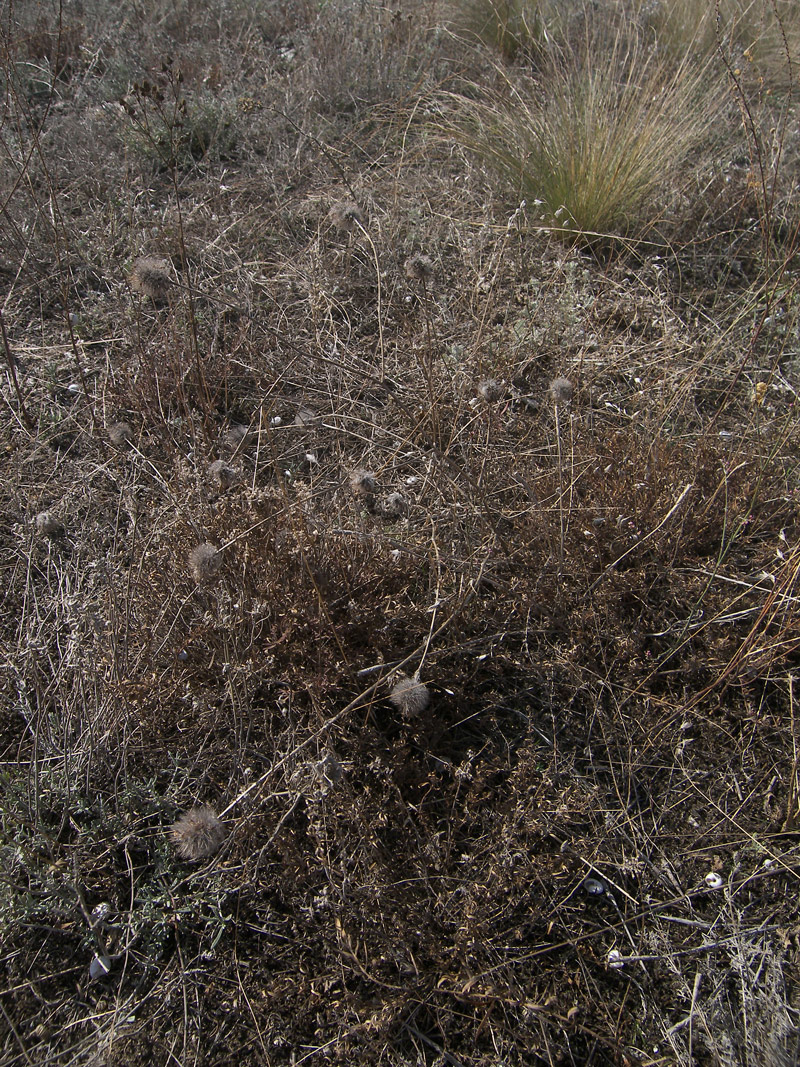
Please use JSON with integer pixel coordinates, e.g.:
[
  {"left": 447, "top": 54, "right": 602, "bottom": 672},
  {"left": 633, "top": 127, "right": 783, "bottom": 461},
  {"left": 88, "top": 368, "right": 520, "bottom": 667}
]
[
  {"left": 327, "top": 200, "right": 365, "bottom": 232},
  {"left": 108, "top": 421, "right": 133, "bottom": 447},
  {"left": 208, "top": 459, "right": 237, "bottom": 491},
  {"left": 129, "top": 256, "right": 173, "bottom": 303},
  {"left": 549, "top": 377, "right": 574, "bottom": 406},
  {"left": 382, "top": 491, "right": 408, "bottom": 519},
  {"left": 478, "top": 379, "right": 504, "bottom": 403},
  {"left": 189, "top": 543, "right": 222, "bottom": 583},
  {"left": 35, "top": 511, "right": 62, "bottom": 537},
  {"left": 389, "top": 674, "right": 431, "bottom": 718},
  {"left": 404, "top": 253, "right": 435, "bottom": 284},
  {"left": 171, "top": 805, "right": 226, "bottom": 861},
  {"left": 350, "top": 469, "right": 378, "bottom": 498}
]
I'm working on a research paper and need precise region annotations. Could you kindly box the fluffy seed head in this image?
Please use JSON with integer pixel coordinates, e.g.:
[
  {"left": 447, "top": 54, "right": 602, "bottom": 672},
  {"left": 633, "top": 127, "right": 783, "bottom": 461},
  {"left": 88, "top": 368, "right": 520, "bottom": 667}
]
[
  {"left": 189, "top": 543, "right": 222, "bottom": 583},
  {"left": 389, "top": 674, "right": 431, "bottom": 718},
  {"left": 327, "top": 200, "right": 365, "bottom": 232},
  {"left": 404, "top": 253, "right": 435, "bottom": 284},
  {"left": 108, "top": 421, "right": 133, "bottom": 447},
  {"left": 294, "top": 406, "right": 318, "bottom": 428},
  {"left": 171, "top": 805, "right": 226, "bottom": 861},
  {"left": 549, "top": 377, "right": 574, "bottom": 406},
  {"left": 382, "top": 491, "right": 408, "bottom": 519},
  {"left": 129, "top": 256, "right": 173, "bottom": 303},
  {"left": 208, "top": 459, "right": 237, "bottom": 491},
  {"left": 478, "top": 379, "right": 504, "bottom": 403},
  {"left": 35, "top": 511, "right": 62, "bottom": 537},
  {"left": 350, "top": 469, "right": 378, "bottom": 498}
]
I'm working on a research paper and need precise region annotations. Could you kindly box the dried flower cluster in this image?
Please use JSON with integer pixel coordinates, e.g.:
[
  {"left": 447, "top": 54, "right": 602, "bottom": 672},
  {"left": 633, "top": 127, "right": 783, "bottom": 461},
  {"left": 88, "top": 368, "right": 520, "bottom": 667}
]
[
  {"left": 381, "top": 491, "right": 408, "bottom": 519},
  {"left": 350, "top": 469, "right": 378, "bottom": 500},
  {"left": 478, "top": 379, "right": 504, "bottom": 403},
  {"left": 189, "top": 543, "right": 222, "bottom": 583},
  {"left": 171, "top": 805, "right": 226, "bottom": 861},
  {"left": 108, "top": 421, "right": 133, "bottom": 447},
  {"left": 35, "top": 511, "right": 62, "bottom": 537},
  {"left": 129, "top": 256, "right": 173, "bottom": 303},
  {"left": 389, "top": 674, "right": 431, "bottom": 718},
  {"left": 327, "top": 200, "right": 365, "bottom": 232},
  {"left": 549, "top": 377, "right": 574, "bottom": 406},
  {"left": 208, "top": 459, "right": 237, "bottom": 491},
  {"left": 404, "top": 253, "right": 435, "bottom": 284}
]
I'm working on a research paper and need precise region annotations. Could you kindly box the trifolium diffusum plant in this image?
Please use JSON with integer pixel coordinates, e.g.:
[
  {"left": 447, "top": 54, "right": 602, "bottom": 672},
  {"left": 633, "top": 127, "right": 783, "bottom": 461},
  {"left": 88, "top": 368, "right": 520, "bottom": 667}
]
[
  {"left": 350, "top": 469, "right": 378, "bottom": 501},
  {"left": 189, "top": 543, "right": 222, "bottom": 583},
  {"left": 389, "top": 672, "right": 431, "bottom": 719},
  {"left": 108, "top": 421, "right": 133, "bottom": 447},
  {"left": 208, "top": 459, "right": 237, "bottom": 491},
  {"left": 327, "top": 200, "right": 365, "bottom": 233},
  {"left": 129, "top": 256, "right": 173, "bottom": 303},
  {"left": 171, "top": 805, "right": 226, "bottom": 861},
  {"left": 35, "top": 511, "right": 63, "bottom": 538}
]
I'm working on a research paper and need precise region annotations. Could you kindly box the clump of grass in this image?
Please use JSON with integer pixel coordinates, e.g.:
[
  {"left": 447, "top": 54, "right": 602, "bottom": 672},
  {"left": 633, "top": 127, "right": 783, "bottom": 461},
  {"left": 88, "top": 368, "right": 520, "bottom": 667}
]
[
  {"left": 171, "top": 805, "right": 226, "bottom": 861},
  {"left": 453, "top": 31, "right": 727, "bottom": 242},
  {"left": 451, "top": 0, "right": 557, "bottom": 61}
]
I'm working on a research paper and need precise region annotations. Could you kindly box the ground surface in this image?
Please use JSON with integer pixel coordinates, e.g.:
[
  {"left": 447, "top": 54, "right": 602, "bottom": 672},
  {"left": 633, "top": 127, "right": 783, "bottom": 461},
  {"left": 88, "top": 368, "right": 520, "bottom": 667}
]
[{"left": 2, "top": 2, "right": 800, "bottom": 1065}]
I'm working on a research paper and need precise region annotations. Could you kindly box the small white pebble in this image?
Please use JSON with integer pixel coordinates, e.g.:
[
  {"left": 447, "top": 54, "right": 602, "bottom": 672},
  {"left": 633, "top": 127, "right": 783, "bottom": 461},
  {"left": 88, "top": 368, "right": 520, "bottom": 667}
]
[{"left": 705, "top": 872, "right": 723, "bottom": 890}]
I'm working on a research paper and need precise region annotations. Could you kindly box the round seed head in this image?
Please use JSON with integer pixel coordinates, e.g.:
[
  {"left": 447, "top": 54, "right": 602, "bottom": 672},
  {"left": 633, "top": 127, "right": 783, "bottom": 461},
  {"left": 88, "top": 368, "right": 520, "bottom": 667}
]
[
  {"left": 389, "top": 674, "right": 431, "bottom": 719},
  {"left": 129, "top": 256, "right": 173, "bottom": 303},
  {"left": 108, "top": 421, "right": 133, "bottom": 447},
  {"left": 208, "top": 459, "right": 237, "bottom": 491},
  {"left": 478, "top": 379, "right": 504, "bottom": 403},
  {"left": 350, "top": 469, "right": 378, "bottom": 499},
  {"left": 171, "top": 805, "right": 226, "bottom": 861},
  {"left": 549, "top": 377, "right": 574, "bottom": 406},
  {"left": 189, "top": 543, "right": 222, "bottom": 583},
  {"left": 35, "top": 511, "right": 63, "bottom": 537},
  {"left": 404, "top": 253, "right": 435, "bottom": 284},
  {"left": 381, "top": 491, "right": 408, "bottom": 519},
  {"left": 327, "top": 200, "right": 365, "bottom": 232}
]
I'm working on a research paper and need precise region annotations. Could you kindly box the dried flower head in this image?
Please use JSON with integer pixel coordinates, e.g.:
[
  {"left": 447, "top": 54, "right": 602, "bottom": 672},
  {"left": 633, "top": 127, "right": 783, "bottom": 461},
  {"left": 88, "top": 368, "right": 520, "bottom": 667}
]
[
  {"left": 208, "top": 459, "right": 237, "bottom": 491},
  {"left": 350, "top": 469, "right": 378, "bottom": 499},
  {"left": 549, "top": 377, "right": 574, "bottom": 406},
  {"left": 171, "top": 805, "right": 226, "bottom": 861},
  {"left": 189, "top": 543, "right": 222, "bottom": 583},
  {"left": 381, "top": 491, "right": 408, "bottom": 519},
  {"left": 404, "top": 253, "right": 435, "bottom": 284},
  {"left": 129, "top": 256, "right": 173, "bottom": 303},
  {"left": 223, "top": 423, "right": 250, "bottom": 455},
  {"left": 314, "top": 751, "right": 343, "bottom": 789},
  {"left": 478, "top": 379, "right": 504, "bottom": 403},
  {"left": 389, "top": 673, "right": 431, "bottom": 719},
  {"left": 327, "top": 200, "right": 365, "bottom": 232},
  {"left": 108, "top": 421, "right": 133, "bottom": 447},
  {"left": 35, "top": 511, "right": 63, "bottom": 537}
]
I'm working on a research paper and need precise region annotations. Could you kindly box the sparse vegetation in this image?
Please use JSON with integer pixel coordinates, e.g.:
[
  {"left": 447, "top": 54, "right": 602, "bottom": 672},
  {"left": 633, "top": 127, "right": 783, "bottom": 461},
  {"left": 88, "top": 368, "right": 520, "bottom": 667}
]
[{"left": 2, "top": 0, "right": 800, "bottom": 1065}]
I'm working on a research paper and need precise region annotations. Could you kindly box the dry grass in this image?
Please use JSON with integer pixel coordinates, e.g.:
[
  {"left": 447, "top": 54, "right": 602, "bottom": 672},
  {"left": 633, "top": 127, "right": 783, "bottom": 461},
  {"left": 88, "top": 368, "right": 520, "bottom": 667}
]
[{"left": 1, "top": 1, "right": 800, "bottom": 1065}]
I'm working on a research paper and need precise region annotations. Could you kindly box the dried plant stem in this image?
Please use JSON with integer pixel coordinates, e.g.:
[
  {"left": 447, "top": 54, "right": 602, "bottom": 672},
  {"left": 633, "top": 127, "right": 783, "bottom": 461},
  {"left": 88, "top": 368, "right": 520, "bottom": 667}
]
[
  {"left": 554, "top": 402, "right": 565, "bottom": 575},
  {"left": 0, "top": 307, "right": 32, "bottom": 430},
  {"left": 353, "top": 218, "right": 386, "bottom": 380}
]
